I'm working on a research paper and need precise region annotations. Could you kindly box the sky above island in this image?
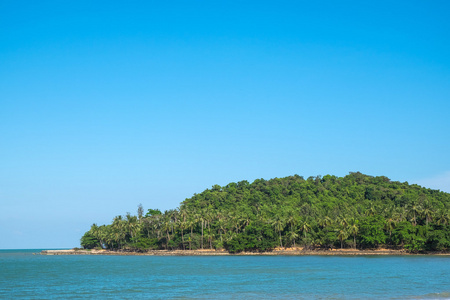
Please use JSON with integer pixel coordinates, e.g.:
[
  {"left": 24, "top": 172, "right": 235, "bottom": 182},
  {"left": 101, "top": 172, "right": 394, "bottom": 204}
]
[{"left": 1, "top": 0, "right": 449, "bottom": 249}]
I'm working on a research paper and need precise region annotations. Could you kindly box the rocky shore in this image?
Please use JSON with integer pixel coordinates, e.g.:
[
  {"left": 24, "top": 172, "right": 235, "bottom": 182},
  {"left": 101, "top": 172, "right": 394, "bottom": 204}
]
[{"left": 40, "top": 248, "right": 450, "bottom": 256}]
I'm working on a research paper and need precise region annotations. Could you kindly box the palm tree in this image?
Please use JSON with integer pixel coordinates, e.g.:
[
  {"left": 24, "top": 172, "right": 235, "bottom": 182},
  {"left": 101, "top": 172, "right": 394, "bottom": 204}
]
[
  {"left": 205, "top": 228, "right": 215, "bottom": 250},
  {"left": 234, "top": 211, "right": 246, "bottom": 234},
  {"left": 421, "top": 202, "right": 434, "bottom": 226},
  {"left": 286, "top": 210, "right": 297, "bottom": 231},
  {"left": 177, "top": 219, "right": 187, "bottom": 250},
  {"left": 102, "top": 225, "right": 114, "bottom": 249},
  {"left": 288, "top": 230, "right": 299, "bottom": 248},
  {"left": 393, "top": 206, "right": 408, "bottom": 223},
  {"left": 216, "top": 218, "right": 226, "bottom": 244},
  {"left": 205, "top": 208, "right": 215, "bottom": 249},
  {"left": 300, "top": 221, "right": 311, "bottom": 239},
  {"left": 167, "top": 209, "right": 178, "bottom": 235},
  {"left": 111, "top": 216, "right": 126, "bottom": 249},
  {"left": 384, "top": 217, "right": 395, "bottom": 240},
  {"left": 98, "top": 225, "right": 108, "bottom": 249},
  {"left": 436, "top": 209, "right": 450, "bottom": 226},
  {"left": 226, "top": 211, "right": 236, "bottom": 233},
  {"left": 152, "top": 215, "right": 162, "bottom": 240},
  {"left": 89, "top": 223, "right": 104, "bottom": 249},
  {"left": 337, "top": 228, "right": 348, "bottom": 249},
  {"left": 186, "top": 217, "right": 195, "bottom": 250},
  {"left": 347, "top": 218, "right": 359, "bottom": 249},
  {"left": 162, "top": 215, "right": 172, "bottom": 249},
  {"left": 271, "top": 218, "right": 285, "bottom": 248},
  {"left": 179, "top": 208, "right": 190, "bottom": 249},
  {"left": 179, "top": 207, "right": 188, "bottom": 223},
  {"left": 198, "top": 211, "right": 206, "bottom": 249},
  {"left": 126, "top": 213, "right": 140, "bottom": 241},
  {"left": 408, "top": 203, "right": 422, "bottom": 226},
  {"left": 318, "top": 216, "right": 333, "bottom": 229}
]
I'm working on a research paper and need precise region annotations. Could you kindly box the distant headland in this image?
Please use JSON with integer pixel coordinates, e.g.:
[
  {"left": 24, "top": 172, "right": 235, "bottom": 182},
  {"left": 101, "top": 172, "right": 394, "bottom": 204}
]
[{"left": 75, "top": 172, "right": 450, "bottom": 255}]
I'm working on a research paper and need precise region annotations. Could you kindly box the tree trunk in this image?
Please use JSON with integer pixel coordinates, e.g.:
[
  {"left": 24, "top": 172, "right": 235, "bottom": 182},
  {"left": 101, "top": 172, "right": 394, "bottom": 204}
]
[
  {"left": 181, "top": 229, "right": 185, "bottom": 250},
  {"left": 167, "top": 230, "right": 170, "bottom": 250},
  {"left": 209, "top": 222, "right": 212, "bottom": 249},
  {"left": 190, "top": 226, "right": 193, "bottom": 250},
  {"left": 201, "top": 220, "right": 204, "bottom": 249}
]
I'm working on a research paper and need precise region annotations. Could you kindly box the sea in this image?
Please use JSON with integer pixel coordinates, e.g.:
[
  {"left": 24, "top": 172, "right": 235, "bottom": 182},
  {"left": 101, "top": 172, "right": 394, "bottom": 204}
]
[{"left": 0, "top": 249, "right": 449, "bottom": 299}]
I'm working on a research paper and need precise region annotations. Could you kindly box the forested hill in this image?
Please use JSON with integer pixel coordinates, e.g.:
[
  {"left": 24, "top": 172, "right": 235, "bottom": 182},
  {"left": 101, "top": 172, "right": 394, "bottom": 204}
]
[
  {"left": 181, "top": 172, "right": 449, "bottom": 217},
  {"left": 81, "top": 172, "right": 450, "bottom": 253}
]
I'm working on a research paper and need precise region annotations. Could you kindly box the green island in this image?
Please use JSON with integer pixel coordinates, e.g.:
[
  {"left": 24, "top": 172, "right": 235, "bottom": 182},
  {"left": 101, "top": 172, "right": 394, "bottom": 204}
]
[{"left": 79, "top": 172, "right": 450, "bottom": 254}]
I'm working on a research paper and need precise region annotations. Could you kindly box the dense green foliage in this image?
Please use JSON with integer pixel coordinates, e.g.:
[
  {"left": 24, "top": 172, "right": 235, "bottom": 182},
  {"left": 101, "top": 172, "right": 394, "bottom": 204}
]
[{"left": 81, "top": 172, "right": 450, "bottom": 253}]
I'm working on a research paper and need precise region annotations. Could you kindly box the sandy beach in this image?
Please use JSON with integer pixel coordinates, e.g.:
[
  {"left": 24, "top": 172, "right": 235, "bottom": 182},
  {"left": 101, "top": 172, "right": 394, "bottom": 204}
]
[{"left": 40, "top": 248, "right": 450, "bottom": 256}]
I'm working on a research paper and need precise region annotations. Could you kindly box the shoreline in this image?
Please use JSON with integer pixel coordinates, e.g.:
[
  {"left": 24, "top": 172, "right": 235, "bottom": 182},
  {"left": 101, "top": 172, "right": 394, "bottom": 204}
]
[{"left": 40, "top": 248, "right": 450, "bottom": 256}]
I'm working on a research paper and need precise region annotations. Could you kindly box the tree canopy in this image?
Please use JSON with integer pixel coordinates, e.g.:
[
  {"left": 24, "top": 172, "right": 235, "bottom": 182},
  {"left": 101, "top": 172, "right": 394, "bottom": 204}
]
[{"left": 81, "top": 172, "right": 450, "bottom": 253}]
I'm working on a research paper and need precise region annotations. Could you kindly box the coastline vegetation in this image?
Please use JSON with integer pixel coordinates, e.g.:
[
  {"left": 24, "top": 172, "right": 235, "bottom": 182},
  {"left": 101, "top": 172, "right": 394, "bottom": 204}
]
[{"left": 81, "top": 172, "right": 450, "bottom": 253}]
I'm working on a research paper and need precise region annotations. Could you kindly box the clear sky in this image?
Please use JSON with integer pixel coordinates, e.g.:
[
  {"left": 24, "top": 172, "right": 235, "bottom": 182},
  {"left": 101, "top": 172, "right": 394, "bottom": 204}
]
[{"left": 1, "top": 1, "right": 449, "bottom": 249}]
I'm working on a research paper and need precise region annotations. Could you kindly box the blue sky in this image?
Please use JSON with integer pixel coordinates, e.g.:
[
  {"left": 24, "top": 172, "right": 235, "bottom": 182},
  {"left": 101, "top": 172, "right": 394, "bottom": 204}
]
[{"left": 1, "top": 1, "right": 449, "bottom": 249}]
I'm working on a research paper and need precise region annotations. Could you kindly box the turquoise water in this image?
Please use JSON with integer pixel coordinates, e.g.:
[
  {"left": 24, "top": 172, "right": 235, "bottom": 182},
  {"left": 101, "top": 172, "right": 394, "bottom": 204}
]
[{"left": 1, "top": 250, "right": 449, "bottom": 299}]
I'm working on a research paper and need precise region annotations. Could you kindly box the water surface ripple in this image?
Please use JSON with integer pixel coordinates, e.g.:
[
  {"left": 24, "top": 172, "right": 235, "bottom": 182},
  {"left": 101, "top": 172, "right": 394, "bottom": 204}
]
[{"left": 1, "top": 250, "right": 449, "bottom": 299}]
